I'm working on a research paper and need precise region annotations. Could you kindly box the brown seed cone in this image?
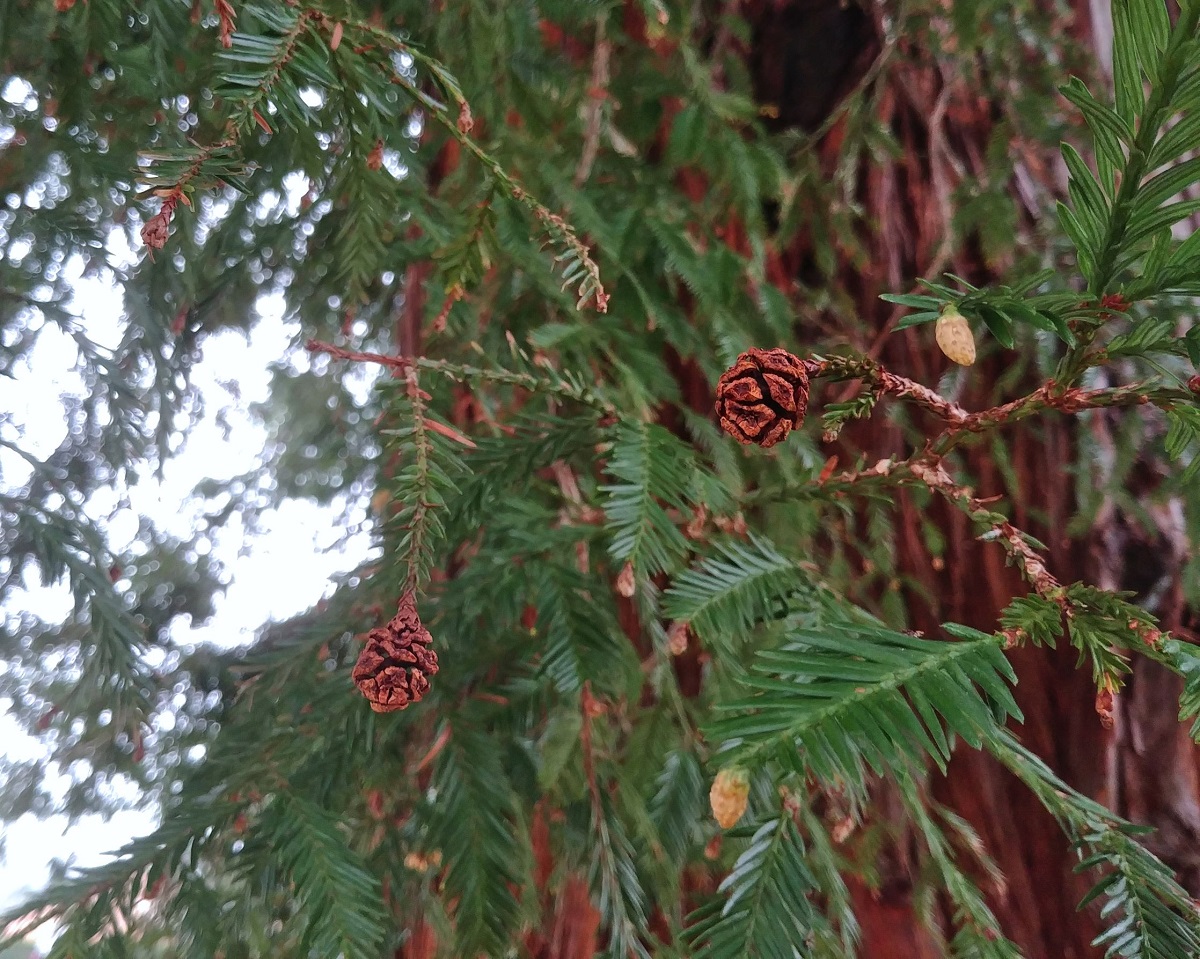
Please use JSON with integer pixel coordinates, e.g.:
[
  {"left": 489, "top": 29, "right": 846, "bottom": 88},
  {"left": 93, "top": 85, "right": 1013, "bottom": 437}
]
[
  {"left": 352, "top": 594, "right": 439, "bottom": 712},
  {"left": 715, "top": 348, "right": 810, "bottom": 447},
  {"left": 140, "top": 195, "right": 177, "bottom": 251}
]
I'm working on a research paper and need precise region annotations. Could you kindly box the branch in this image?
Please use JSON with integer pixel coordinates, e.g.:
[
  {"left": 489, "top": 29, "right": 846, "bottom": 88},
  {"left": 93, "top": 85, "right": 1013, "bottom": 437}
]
[
  {"left": 907, "top": 459, "right": 1059, "bottom": 597},
  {"left": 807, "top": 351, "right": 1194, "bottom": 453},
  {"left": 806, "top": 354, "right": 969, "bottom": 425},
  {"left": 306, "top": 338, "right": 617, "bottom": 414},
  {"left": 306, "top": 339, "right": 408, "bottom": 372},
  {"left": 138, "top": 8, "right": 318, "bottom": 246},
  {"left": 353, "top": 21, "right": 609, "bottom": 312},
  {"left": 959, "top": 380, "right": 1159, "bottom": 430},
  {"left": 574, "top": 16, "right": 611, "bottom": 187},
  {"left": 806, "top": 453, "right": 1059, "bottom": 598}
]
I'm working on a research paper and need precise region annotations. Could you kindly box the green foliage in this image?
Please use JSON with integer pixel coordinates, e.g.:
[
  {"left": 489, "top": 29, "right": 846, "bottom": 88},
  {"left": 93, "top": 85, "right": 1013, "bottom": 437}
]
[
  {"left": 424, "top": 725, "right": 526, "bottom": 956},
  {"left": 257, "top": 793, "right": 388, "bottom": 959},
  {"left": 433, "top": 195, "right": 498, "bottom": 296},
  {"left": 1058, "top": 0, "right": 1200, "bottom": 296},
  {"left": 648, "top": 748, "right": 706, "bottom": 868},
  {"left": 588, "top": 788, "right": 653, "bottom": 959},
  {"left": 998, "top": 593, "right": 1064, "bottom": 648},
  {"left": 993, "top": 733, "right": 1200, "bottom": 959},
  {"left": 819, "top": 391, "right": 880, "bottom": 442},
  {"left": 3, "top": 496, "right": 152, "bottom": 718},
  {"left": 896, "top": 772, "right": 1023, "bottom": 959},
  {"left": 377, "top": 379, "right": 470, "bottom": 594},
  {"left": 535, "top": 563, "right": 633, "bottom": 695},
  {"left": 5, "top": 0, "right": 1200, "bottom": 958},
  {"left": 685, "top": 815, "right": 825, "bottom": 959},
  {"left": 708, "top": 622, "right": 1021, "bottom": 794},
  {"left": 1164, "top": 405, "right": 1200, "bottom": 483},
  {"left": 662, "top": 534, "right": 813, "bottom": 652},
  {"left": 1162, "top": 638, "right": 1200, "bottom": 742},
  {"left": 884, "top": 275, "right": 1077, "bottom": 348},
  {"left": 603, "top": 419, "right": 697, "bottom": 578}
]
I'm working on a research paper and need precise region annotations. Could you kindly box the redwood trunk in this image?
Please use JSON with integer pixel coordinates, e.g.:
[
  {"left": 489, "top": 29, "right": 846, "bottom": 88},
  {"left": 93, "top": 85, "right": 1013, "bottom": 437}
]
[
  {"left": 733, "top": 2, "right": 1200, "bottom": 957},
  {"left": 416, "top": 4, "right": 1200, "bottom": 954}
]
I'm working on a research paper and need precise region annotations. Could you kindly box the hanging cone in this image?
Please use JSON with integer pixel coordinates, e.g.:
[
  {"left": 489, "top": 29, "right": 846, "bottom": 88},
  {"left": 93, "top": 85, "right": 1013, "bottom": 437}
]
[{"left": 352, "top": 593, "right": 439, "bottom": 712}]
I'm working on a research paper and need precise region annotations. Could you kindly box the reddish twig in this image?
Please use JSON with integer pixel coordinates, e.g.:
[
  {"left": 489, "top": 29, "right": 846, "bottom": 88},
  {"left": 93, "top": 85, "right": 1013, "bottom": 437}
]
[
  {"left": 307, "top": 338, "right": 410, "bottom": 371},
  {"left": 574, "top": 16, "right": 611, "bottom": 187},
  {"left": 808, "top": 351, "right": 1187, "bottom": 446},
  {"left": 805, "top": 355, "right": 970, "bottom": 424},
  {"left": 580, "top": 682, "right": 604, "bottom": 815},
  {"left": 812, "top": 453, "right": 1062, "bottom": 598},
  {"left": 414, "top": 723, "right": 452, "bottom": 773},
  {"left": 877, "top": 368, "right": 970, "bottom": 425},
  {"left": 908, "top": 459, "right": 1060, "bottom": 597}
]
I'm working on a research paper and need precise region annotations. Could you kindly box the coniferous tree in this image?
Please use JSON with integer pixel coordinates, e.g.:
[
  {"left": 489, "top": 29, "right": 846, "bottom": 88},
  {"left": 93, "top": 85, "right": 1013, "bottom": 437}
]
[{"left": 2, "top": 2, "right": 1200, "bottom": 958}]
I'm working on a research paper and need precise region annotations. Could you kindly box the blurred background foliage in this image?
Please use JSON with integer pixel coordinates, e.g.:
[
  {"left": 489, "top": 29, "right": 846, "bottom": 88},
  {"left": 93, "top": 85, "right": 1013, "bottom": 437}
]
[{"left": 1, "top": 0, "right": 1199, "bottom": 958}]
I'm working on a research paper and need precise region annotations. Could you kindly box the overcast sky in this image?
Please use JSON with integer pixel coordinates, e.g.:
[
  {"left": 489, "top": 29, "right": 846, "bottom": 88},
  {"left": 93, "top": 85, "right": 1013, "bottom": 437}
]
[{"left": 0, "top": 256, "right": 375, "bottom": 948}]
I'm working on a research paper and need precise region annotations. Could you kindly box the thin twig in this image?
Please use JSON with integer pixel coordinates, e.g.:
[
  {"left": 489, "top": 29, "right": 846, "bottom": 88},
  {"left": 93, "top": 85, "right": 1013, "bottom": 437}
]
[
  {"left": 580, "top": 682, "right": 603, "bottom": 813},
  {"left": 808, "top": 350, "right": 1190, "bottom": 450},
  {"left": 414, "top": 723, "right": 452, "bottom": 773},
  {"left": 574, "top": 16, "right": 611, "bottom": 187},
  {"left": 306, "top": 338, "right": 617, "bottom": 414},
  {"left": 806, "top": 453, "right": 1058, "bottom": 596},
  {"left": 931, "top": 381, "right": 1188, "bottom": 457},
  {"left": 908, "top": 459, "right": 1060, "bottom": 597},
  {"left": 806, "top": 354, "right": 970, "bottom": 424},
  {"left": 307, "top": 339, "right": 408, "bottom": 371}
]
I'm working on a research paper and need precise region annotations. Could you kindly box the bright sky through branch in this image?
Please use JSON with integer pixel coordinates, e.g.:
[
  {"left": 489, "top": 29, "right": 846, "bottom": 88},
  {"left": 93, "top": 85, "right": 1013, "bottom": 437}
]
[{"left": 0, "top": 235, "right": 376, "bottom": 946}]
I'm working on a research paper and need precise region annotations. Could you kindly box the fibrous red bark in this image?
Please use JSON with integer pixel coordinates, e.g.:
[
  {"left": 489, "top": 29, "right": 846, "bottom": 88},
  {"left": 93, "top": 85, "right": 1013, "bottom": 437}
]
[{"left": 729, "top": 2, "right": 1200, "bottom": 955}]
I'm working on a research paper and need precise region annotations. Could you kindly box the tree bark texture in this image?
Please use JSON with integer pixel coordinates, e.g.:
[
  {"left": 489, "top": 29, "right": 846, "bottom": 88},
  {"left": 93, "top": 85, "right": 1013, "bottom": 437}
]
[
  {"left": 734, "top": 2, "right": 1200, "bottom": 957},
  {"left": 411, "top": 3, "right": 1199, "bottom": 955}
]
